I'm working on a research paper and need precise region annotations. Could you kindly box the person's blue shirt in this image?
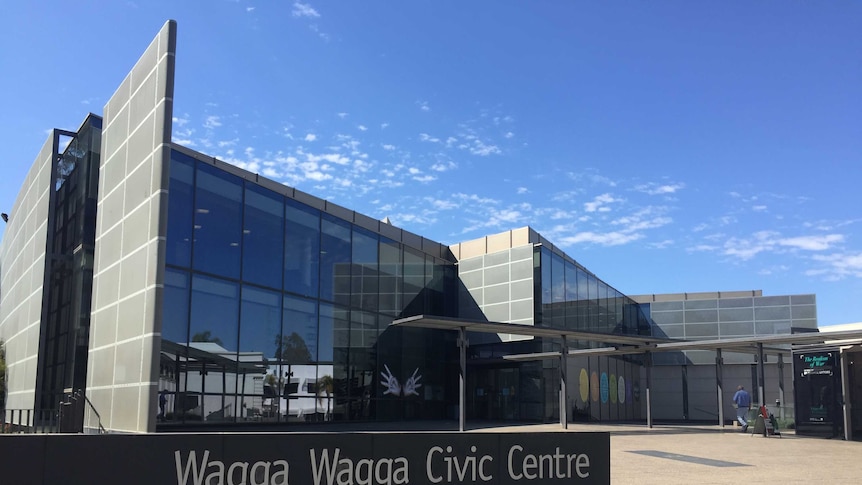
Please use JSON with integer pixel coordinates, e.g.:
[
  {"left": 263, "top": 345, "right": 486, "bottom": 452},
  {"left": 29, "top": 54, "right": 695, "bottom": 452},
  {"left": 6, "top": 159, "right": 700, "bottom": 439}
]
[{"left": 733, "top": 388, "right": 751, "bottom": 407}]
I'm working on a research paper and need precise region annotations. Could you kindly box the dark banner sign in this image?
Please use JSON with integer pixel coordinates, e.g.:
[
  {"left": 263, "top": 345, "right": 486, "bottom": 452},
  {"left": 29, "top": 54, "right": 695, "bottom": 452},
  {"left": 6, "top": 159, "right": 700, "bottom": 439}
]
[{"left": 0, "top": 431, "right": 609, "bottom": 485}]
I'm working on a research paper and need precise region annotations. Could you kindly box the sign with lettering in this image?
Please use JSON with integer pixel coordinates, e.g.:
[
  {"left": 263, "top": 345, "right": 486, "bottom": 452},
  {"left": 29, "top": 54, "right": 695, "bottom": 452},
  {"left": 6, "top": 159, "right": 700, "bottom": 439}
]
[
  {"left": 800, "top": 352, "right": 833, "bottom": 376},
  {"left": 0, "top": 431, "right": 610, "bottom": 484}
]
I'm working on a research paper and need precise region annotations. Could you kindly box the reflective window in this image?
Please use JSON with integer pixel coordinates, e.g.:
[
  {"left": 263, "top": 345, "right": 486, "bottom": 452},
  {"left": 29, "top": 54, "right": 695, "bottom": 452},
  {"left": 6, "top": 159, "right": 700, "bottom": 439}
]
[
  {"left": 163, "top": 268, "right": 190, "bottom": 344},
  {"left": 190, "top": 274, "right": 240, "bottom": 353},
  {"left": 402, "top": 247, "right": 425, "bottom": 316},
  {"left": 283, "top": 294, "right": 318, "bottom": 363},
  {"left": 166, "top": 152, "right": 194, "bottom": 267},
  {"left": 239, "top": 286, "right": 281, "bottom": 358},
  {"left": 378, "top": 238, "right": 402, "bottom": 315},
  {"left": 284, "top": 199, "right": 320, "bottom": 298},
  {"left": 317, "top": 303, "right": 337, "bottom": 363},
  {"left": 193, "top": 164, "right": 243, "bottom": 278},
  {"left": 351, "top": 227, "right": 379, "bottom": 310},
  {"left": 243, "top": 184, "right": 284, "bottom": 289},
  {"left": 320, "top": 214, "right": 351, "bottom": 305}
]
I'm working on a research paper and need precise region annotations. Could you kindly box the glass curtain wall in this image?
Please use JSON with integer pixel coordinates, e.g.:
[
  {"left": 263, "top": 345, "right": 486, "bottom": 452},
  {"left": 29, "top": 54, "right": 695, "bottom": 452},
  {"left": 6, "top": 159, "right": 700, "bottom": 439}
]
[
  {"left": 536, "top": 247, "right": 649, "bottom": 423},
  {"left": 160, "top": 150, "right": 456, "bottom": 426}
]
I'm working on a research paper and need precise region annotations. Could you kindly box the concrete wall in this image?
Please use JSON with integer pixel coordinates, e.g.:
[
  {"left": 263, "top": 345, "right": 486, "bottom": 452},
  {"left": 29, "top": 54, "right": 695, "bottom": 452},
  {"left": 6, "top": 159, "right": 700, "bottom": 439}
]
[
  {"left": 0, "top": 136, "right": 55, "bottom": 413},
  {"left": 85, "top": 20, "right": 176, "bottom": 433},
  {"left": 455, "top": 238, "right": 536, "bottom": 342}
]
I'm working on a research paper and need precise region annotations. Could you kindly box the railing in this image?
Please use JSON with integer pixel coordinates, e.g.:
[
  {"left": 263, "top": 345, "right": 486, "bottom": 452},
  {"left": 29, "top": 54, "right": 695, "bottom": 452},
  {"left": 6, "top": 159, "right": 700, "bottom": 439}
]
[
  {"left": 1, "top": 409, "right": 60, "bottom": 434},
  {"left": 81, "top": 391, "right": 106, "bottom": 434}
]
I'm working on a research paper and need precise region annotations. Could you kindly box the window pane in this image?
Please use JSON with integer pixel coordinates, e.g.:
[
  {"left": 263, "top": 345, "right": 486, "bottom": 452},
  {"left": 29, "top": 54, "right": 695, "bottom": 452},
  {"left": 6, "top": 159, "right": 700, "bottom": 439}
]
[
  {"left": 166, "top": 152, "right": 194, "bottom": 267},
  {"left": 402, "top": 247, "right": 424, "bottom": 317},
  {"left": 240, "top": 286, "right": 281, "bottom": 359},
  {"left": 378, "top": 238, "right": 402, "bottom": 316},
  {"left": 283, "top": 294, "right": 318, "bottom": 363},
  {"left": 190, "top": 275, "right": 239, "bottom": 353},
  {"left": 163, "top": 268, "right": 190, "bottom": 344},
  {"left": 320, "top": 215, "right": 351, "bottom": 304},
  {"left": 284, "top": 199, "right": 320, "bottom": 297},
  {"left": 242, "top": 184, "right": 284, "bottom": 289},
  {"left": 351, "top": 227, "right": 378, "bottom": 310},
  {"left": 193, "top": 164, "right": 242, "bottom": 278},
  {"left": 318, "top": 303, "right": 336, "bottom": 363}
]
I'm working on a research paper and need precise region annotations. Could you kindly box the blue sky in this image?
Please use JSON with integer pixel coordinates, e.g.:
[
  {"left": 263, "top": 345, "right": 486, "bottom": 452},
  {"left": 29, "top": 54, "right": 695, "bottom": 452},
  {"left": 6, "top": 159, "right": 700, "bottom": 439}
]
[{"left": 1, "top": 1, "right": 860, "bottom": 326}]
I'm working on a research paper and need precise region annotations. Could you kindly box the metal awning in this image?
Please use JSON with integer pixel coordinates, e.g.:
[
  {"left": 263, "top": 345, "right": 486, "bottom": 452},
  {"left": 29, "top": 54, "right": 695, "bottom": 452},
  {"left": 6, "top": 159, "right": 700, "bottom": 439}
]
[{"left": 390, "top": 315, "right": 862, "bottom": 432}]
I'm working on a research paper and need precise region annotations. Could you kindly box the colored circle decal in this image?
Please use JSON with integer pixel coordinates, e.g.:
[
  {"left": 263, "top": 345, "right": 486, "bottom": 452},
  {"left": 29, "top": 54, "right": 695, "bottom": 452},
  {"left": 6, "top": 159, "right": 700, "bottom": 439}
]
[
  {"left": 579, "top": 369, "right": 589, "bottom": 403},
  {"left": 600, "top": 372, "right": 609, "bottom": 404},
  {"left": 618, "top": 376, "right": 626, "bottom": 404},
  {"left": 609, "top": 374, "right": 617, "bottom": 404},
  {"left": 590, "top": 372, "right": 599, "bottom": 402}
]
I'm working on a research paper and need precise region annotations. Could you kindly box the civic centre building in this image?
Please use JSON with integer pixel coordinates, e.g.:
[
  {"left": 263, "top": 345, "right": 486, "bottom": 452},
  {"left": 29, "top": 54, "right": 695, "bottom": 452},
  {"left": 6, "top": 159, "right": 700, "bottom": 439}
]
[{"left": 2, "top": 21, "right": 860, "bottom": 437}]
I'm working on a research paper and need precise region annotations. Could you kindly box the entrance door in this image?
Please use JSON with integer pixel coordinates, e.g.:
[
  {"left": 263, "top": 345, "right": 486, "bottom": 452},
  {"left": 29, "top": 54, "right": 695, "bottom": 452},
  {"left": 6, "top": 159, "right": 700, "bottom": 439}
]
[{"left": 468, "top": 367, "right": 520, "bottom": 421}]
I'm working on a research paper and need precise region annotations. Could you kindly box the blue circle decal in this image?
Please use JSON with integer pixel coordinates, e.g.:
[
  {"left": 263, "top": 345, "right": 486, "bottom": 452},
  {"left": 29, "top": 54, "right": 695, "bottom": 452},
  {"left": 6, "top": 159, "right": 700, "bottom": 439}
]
[{"left": 600, "top": 372, "right": 609, "bottom": 403}]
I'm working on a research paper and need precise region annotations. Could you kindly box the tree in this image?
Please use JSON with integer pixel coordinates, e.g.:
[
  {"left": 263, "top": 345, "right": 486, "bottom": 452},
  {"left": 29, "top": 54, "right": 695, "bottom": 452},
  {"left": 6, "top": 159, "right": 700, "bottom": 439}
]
[
  {"left": 191, "top": 330, "right": 223, "bottom": 346},
  {"left": 274, "top": 332, "right": 312, "bottom": 363}
]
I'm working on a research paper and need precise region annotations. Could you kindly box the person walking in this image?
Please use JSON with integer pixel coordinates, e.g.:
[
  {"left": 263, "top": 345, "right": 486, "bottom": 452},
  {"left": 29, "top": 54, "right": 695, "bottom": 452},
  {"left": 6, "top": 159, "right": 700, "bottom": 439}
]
[{"left": 733, "top": 385, "right": 752, "bottom": 432}]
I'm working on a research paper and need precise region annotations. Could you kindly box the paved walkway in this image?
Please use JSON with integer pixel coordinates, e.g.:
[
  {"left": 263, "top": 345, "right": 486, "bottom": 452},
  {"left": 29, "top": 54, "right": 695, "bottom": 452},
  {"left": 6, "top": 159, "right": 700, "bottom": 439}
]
[{"left": 475, "top": 423, "right": 862, "bottom": 484}]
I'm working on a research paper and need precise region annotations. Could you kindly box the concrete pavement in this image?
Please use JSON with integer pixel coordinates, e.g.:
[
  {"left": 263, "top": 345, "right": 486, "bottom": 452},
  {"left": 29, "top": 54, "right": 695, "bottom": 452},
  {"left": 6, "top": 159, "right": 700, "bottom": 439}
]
[{"left": 474, "top": 423, "right": 862, "bottom": 484}]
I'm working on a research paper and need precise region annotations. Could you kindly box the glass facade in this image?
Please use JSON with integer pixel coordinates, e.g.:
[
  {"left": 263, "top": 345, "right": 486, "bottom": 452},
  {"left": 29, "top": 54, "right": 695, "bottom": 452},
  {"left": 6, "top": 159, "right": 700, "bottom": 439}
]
[
  {"left": 35, "top": 116, "right": 102, "bottom": 414},
  {"left": 159, "top": 150, "right": 457, "bottom": 425}
]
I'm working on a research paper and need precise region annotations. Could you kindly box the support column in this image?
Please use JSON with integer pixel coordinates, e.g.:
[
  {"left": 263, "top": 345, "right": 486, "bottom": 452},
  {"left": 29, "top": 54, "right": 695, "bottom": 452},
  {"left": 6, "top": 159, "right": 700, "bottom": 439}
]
[
  {"left": 777, "top": 354, "right": 785, "bottom": 421},
  {"left": 841, "top": 350, "right": 852, "bottom": 441},
  {"left": 458, "top": 326, "right": 468, "bottom": 433},
  {"left": 716, "top": 349, "right": 724, "bottom": 428},
  {"left": 560, "top": 335, "right": 568, "bottom": 430},
  {"left": 756, "top": 343, "right": 765, "bottom": 409},
  {"left": 645, "top": 352, "right": 653, "bottom": 429}
]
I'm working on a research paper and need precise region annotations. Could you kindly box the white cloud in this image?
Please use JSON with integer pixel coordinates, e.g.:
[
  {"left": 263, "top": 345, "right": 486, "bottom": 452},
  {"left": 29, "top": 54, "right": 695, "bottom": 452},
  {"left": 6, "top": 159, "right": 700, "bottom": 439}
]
[
  {"left": 808, "top": 252, "right": 862, "bottom": 280},
  {"left": 358, "top": 125, "right": 368, "bottom": 131},
  {"left": 382, "top": 144, "right": 396, "bottom": 151},
  {"left": 752, "top": 205, "right": 768, "bottom": 212},
  {"left": 469, "top": 139, "right": 500, "bottom": 156},
  {"left": 721, "top": 232, "right": 845, "bottom": 261},
  {"left": 173, "top": 116, "right": 190, "bottom": 127},
  {"left": 381, "top": 122, "right": 389, "bottom": 129},
  {"left": 247, "top": 7, "right": 255, "bottom": 12},
  {"left": 635, "top": 182, "right": 685, "bottom": 195},
  {"left": 304, "top": 133, "right": 317, "bottom": 142},
  {"left": 584, "top": 193, "right": 620, "bottom": 213},
  {"left": 204, "top": 115, "right": 222, "bottom": 129},
  {"left": 419, "top": 133, "right": 440, "bottom": 143},
  {"left": 417, "top": 100, "right": 430, "bottom": 112},
  {"left": 778, "top": 234, "right": 844, "bottom": 251},
  {"left": 559, "top": 231, "right": 643, "bottom": 246},
  {"left": 430, "top": 161, "right": 457, "bottom": 172},
  {"left": 504, "top": 132, "right": 514, "bottom": 139},
  {"left": 517, "top": 187, "right": 529, "bottom": 194},
  {"left": 292, "top": 2, "right": 320, "bottom": 18},
  {"left": 337, "top": 112, "right": 349, "bottom": 119},
  {"left": 413, "top": 174, "right": 437, "bottom": 183}
]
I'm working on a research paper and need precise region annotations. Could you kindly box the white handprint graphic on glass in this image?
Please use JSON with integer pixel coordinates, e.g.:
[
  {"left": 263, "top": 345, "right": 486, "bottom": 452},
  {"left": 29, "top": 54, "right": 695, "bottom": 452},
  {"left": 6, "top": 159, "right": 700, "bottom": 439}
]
[
  {"left": 380, "top": 364, "right": 422, "bottom": 397},
  {"left": 380, "top": 364, "right": 402, "bottom": 396}
]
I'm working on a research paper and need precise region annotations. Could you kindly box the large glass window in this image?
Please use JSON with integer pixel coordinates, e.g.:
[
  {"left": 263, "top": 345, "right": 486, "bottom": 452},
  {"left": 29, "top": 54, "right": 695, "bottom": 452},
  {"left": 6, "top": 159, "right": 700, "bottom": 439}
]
[
  {"left": 282, "top": 294, "right": 318, "bottom": 363},
  {"left": 166, "top": 152, "right": 194, "bottom": 267},
  {"left": 402, "top": 248, "right": 425, "bottom": 317},
  {"left": 284, "top": 199, "right": 320, "bottom": 298},
  {"left": 320, "top": 215, "right": 352, "bottom": 305},
  {"left": 163, "top": 268, "right": 190, "bottom": 344},
  {"left": 193, "top": 164, "right": 243, "bottom": 278},
  {"left": 243, "top": 184, "right": 284, "bottom": 289},
  {"left": 190, "top": 275, "right": 240, "bottom": 353},
  {"left": 379, "top": 238, "right": 402, "bottom": 316},
  {"left": 239, "top": 286, "right": 281, "bottom": 359},
  {"left": 351, "top": 227, "right": 379, "bottom": 310}
]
